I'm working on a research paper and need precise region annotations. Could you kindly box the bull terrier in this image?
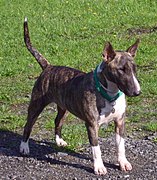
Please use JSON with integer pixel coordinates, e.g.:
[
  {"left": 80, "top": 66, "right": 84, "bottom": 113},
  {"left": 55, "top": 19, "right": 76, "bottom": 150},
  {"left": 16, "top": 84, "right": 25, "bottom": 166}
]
[{"left": 20, "top": 17, "right": 141, "bottom": 175}]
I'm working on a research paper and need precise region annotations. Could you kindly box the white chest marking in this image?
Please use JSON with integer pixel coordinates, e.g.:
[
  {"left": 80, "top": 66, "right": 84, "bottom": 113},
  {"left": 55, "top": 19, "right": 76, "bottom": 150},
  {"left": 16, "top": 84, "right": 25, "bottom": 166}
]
[{"left": 98, "top": 94, "right": 126, "bottom": 126}]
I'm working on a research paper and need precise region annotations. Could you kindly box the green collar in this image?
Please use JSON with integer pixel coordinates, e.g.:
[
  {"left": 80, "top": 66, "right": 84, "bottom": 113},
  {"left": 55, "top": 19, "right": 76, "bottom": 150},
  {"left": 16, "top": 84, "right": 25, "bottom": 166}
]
[{"left": 94, "top": 66, "right": 123, "bottom": 102}]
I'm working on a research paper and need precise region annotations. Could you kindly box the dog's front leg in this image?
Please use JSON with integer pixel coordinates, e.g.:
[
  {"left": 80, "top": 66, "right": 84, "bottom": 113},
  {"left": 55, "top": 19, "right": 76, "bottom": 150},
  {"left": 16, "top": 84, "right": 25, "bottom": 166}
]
[
  {"left": 114, "top": 117, "right": 132, "bottom": 171},
  {"left": 86, "top": 122, "right": 107, "bottom": 175}
]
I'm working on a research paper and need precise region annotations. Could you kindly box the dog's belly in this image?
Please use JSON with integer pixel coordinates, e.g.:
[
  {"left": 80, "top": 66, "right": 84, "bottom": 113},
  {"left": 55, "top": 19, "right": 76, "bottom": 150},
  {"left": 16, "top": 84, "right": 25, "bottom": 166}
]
[{"left": 98, "top": 94, "right": 126, "bottom": 126}]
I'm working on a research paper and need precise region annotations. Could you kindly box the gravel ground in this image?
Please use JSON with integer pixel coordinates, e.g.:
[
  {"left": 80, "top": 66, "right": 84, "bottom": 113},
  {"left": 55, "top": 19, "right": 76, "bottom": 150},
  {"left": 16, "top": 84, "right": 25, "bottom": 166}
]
[{"left": 0, "top": 130, "right": 157, "bottom": 180}]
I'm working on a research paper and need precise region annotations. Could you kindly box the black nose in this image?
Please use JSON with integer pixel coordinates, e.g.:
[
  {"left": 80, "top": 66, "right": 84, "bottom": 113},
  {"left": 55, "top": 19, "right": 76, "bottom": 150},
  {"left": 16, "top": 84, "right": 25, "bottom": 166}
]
[{"left": 133, "top": 91, "right": 141, "bottom": 96}]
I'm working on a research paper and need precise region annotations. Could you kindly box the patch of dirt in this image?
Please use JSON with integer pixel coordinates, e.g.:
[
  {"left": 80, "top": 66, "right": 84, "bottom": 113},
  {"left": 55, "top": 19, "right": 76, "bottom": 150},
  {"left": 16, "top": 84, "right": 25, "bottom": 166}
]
[
  {"left": 0, "top": 129, "right": 157, "bottom": 180},
  {"left": 127, "top": 26, "right": 157, "bottom": 35}
]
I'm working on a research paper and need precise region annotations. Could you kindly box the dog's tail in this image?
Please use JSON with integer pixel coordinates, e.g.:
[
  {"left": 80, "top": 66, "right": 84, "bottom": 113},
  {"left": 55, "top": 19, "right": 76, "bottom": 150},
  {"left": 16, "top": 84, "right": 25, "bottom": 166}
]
[{"left": 24, "top": 17, "right": 49, "bottom": 70}]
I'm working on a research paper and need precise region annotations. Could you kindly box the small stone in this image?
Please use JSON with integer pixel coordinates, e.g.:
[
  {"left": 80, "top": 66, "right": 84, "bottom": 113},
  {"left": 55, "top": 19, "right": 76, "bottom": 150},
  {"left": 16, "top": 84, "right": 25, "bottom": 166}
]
[
  {"left": 124, "top": 175, "right": 130, "bottom": 178},
  {"left": 73, "top": 178, "right": 77, "bottom": 180},
  {"left": 57, "top": 152, "right": 68, "bottom": 157}
]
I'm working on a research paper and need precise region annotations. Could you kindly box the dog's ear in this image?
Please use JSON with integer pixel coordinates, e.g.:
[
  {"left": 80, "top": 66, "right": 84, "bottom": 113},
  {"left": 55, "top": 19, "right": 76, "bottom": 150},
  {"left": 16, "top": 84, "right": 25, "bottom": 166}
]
[
  {"left": 126, "top": 39, "right": 140, "bottom": 58},
  {"left": 102, "top": 42, "right": 116, "bottom": 63}
]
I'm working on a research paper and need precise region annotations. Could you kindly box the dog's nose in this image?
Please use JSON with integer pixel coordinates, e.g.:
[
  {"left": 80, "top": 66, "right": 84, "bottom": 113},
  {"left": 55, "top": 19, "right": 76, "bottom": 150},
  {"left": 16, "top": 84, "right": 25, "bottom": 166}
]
[{"left": 133, "top": 91, "right": 141, "bottom": 96}]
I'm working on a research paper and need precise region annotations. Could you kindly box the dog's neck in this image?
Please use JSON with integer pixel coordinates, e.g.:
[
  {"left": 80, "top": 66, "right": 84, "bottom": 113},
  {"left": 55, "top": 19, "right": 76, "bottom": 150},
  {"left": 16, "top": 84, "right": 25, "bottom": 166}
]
[{"left": 96, "top": 62, "right": 120, "bottom": 97}]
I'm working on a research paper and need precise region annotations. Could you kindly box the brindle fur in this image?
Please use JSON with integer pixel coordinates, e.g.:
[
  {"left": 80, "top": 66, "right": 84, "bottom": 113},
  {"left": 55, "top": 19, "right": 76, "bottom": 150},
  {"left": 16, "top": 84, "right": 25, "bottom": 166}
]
[{"left": 21, "top": 18, "right": 140, "bottom": 175}]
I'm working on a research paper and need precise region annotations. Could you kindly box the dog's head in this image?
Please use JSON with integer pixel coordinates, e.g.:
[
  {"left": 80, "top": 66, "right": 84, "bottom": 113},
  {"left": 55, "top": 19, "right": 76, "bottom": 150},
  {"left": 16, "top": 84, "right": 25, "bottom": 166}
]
[{"left": 101, "top": 39, "right": 141, "bottom": 97}]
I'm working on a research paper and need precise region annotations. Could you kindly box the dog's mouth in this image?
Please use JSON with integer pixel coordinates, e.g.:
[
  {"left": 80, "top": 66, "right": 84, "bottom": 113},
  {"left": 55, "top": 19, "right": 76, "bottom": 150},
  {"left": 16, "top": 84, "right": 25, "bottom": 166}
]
[
  {"left": 127, "top": 91, "right": 141, "bottom": 97},
  {"left": 116, "top": 75, "right": 141, "bottom": 97},
  {"left": 120, "top": 88, "right": 141, "bottom": 97}
]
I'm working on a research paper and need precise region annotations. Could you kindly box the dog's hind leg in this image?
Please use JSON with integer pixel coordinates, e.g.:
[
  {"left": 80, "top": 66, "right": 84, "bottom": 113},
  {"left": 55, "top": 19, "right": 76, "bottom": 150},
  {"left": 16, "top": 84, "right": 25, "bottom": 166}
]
[
  {"left": 20, "top": 95, "right": 50, "bottom": 155},
  {"left": 114, "top": 116, "right": 132, "bottom": 171},
  {"left": 55, "top": 105, "right": 68, "bottom": 147}
]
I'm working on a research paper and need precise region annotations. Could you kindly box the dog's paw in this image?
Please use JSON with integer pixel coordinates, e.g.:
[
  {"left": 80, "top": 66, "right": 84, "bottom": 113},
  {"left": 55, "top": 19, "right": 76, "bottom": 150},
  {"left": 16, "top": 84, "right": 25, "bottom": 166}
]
[
  {"left": 118, "top": 157, "right": 132, "bottom": 171},
  {"left": 20, "top": 141, "right": 30, "bottom": 155},
  {"left": 55, "top": 135, "right": 67, "bottom": 147},
  {"left": 94, "top": 160, "right": 107, "bottom": 175}
]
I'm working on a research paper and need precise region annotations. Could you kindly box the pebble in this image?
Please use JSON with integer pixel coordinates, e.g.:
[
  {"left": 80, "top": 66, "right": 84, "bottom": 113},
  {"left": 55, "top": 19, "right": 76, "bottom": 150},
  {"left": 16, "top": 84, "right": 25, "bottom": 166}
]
[
  {"left": 124, "top": 175, "right": 130, "bottom": 178},
  {"left": 57, "top": 152, "right": 68, "bottom": 157}
]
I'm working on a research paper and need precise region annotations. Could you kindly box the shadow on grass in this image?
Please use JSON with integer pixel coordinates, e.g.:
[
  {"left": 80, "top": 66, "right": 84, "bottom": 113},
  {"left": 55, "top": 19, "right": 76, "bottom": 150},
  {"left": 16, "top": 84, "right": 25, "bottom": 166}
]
[{"left": 0, "top": 129, "right": 119, "bottom": 174}]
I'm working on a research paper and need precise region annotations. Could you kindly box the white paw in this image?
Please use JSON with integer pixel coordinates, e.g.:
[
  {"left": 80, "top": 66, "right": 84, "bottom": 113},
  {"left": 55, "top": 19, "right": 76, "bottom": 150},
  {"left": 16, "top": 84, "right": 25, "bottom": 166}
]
[
  {"left": 20, "top": 141, "right": 30, "bottom": 155},
  {"left": 92, "top": 145, "right": 107, "bottom": 175},
  {"left": 55, "top": 135, "right": 67, "bottom": 147},
  {"left": 94, "top": 159, "right": 107, "bottom": 175},
  {"left": 118, "top": 157, "right": 132, "bottom": 171}
]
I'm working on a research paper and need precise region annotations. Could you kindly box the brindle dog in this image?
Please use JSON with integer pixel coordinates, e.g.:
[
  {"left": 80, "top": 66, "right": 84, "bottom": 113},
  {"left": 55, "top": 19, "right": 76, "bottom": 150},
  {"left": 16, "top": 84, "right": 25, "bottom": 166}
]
[{"left": 20, "top": 17, "right": 141, "bottom": 175}]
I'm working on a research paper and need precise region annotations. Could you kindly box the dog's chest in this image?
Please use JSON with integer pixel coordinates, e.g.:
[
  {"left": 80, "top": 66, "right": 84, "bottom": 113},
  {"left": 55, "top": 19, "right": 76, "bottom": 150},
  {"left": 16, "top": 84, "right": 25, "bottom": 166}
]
[{"left": 98, "top": 94, "right": 126, "bottom": 126}]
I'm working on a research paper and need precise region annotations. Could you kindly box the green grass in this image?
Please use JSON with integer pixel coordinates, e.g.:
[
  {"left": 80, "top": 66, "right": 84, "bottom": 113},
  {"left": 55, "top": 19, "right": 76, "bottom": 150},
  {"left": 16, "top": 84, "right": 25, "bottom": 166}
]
[
  {"left": 1, "top": 0, "right": 157, "bottom": 150},
  {"left": 143, "top": 122, "right": 157, "bottom": 132}
]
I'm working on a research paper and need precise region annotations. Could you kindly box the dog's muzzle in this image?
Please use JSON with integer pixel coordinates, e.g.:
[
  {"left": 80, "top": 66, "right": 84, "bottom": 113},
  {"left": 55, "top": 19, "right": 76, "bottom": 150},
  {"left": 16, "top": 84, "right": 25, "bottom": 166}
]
[
  {"left": 133, "top": 90, "right": 141, "bottom": 96},
  {"left": 123, "top": 87, "right": 141, "bottom": 97}
]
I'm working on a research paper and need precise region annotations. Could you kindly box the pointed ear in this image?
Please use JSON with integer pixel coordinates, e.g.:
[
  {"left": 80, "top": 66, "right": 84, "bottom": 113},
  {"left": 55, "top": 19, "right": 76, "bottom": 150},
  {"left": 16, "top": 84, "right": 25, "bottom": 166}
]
[
  {"left": 126, "top": 39, "right": 140, "bottom": 57},
  {"left": 102, "top": 42, "right": 116, "bottom": 63}
]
